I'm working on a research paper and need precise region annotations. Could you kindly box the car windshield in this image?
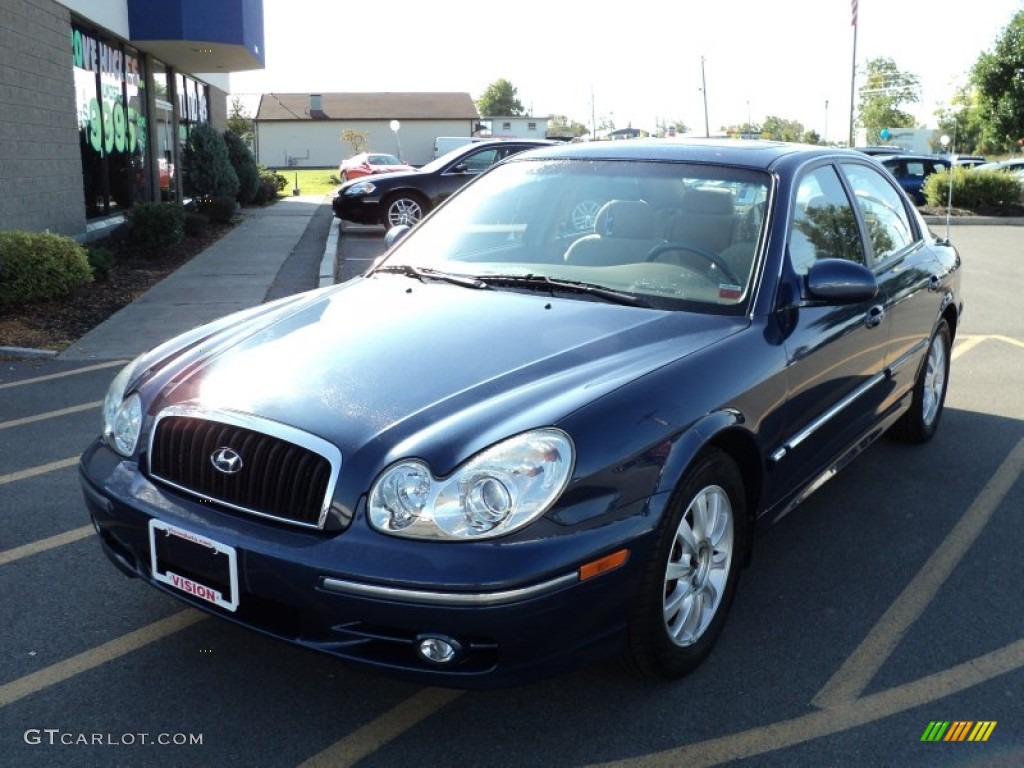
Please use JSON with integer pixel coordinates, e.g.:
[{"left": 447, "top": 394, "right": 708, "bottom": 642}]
[
  {"left": 375, "top": 158, "right": 771, "bottom": 312},
  {"left": 368, "top": 154, "right": 402, "bottom": 165}
]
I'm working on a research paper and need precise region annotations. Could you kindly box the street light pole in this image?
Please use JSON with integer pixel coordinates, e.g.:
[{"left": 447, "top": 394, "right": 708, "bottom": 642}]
[{"left": 701, "top": 56, "right": 709, "bottom": 138}]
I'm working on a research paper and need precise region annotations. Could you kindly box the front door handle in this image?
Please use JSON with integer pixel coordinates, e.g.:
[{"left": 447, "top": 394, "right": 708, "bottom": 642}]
[{"left": 865, "top": 304, "right": 885, "bottom": 328}]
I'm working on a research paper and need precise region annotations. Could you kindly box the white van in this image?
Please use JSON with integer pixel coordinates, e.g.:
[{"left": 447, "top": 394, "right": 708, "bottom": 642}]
[{"left": 433, "top": 136, "right": 484, "bottom": 159}]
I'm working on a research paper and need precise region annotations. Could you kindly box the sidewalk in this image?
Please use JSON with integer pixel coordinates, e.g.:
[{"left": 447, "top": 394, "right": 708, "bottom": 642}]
[{"left": 57, "top": 194, "right": 338, "bottom": 362}]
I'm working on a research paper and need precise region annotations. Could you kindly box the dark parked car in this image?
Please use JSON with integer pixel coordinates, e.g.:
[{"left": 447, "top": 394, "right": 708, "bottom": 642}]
[
  {"left": 876, "top": 154, "right": 951, "bottom": 204},
  {"left": 83, "top": 139, "right": 962, "bottom": 689},
  {"left": 332, "top": 138, "right": 553, "bottom": 227}
]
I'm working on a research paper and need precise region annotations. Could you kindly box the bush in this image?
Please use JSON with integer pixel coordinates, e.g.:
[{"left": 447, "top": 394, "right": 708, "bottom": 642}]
[
  {"left": 258, "top": 164, "right": 288, "bottom": 191},
  {"left": 126, "top": 202, "right": 187, "bottom": 250},
  {"left": 0, "top": 231, "right": 93, "bottom": 306},
  {"left": 223, "top": 130, "right": 260, "bottom": 205},
  {"left": 194, "top": 195, "right": 237, "bottom": 224},
  {"left": 86, "top": 245, "right": 116, "bottom": 282},
  {"left": 924, "top": 167, "right": 1024, "bottom": 209},
  {"left": 181, "top": 123, "right": 240, "bottom": 201},
  {"left": 184, "top": 211, "right": 208, "bottom": 237}
]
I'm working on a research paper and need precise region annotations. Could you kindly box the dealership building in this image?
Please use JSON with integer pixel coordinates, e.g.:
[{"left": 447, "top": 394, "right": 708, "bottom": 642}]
[{"left": 0, "top": 0, "right": 264, "bottom": 240}]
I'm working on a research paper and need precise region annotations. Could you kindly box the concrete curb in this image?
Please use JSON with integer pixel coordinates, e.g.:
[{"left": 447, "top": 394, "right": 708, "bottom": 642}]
[
  {"left": 923, "top": 215, "right": 1024, "bottom": 226},
  {"left": 0, "top": 345, "right": 58, "bottom": 360},
  {"left": 320, "top": 216, "right": 341, "bottom": 288}
]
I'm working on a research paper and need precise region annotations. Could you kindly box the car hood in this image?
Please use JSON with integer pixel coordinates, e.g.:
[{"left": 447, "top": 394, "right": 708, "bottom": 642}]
[{"left": 144, "top": 275, "right": 746, "bottom": 475}]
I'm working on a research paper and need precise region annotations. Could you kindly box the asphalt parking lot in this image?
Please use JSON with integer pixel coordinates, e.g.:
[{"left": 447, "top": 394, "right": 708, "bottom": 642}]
[{"left": 1, "top": 223, "right": 1021, "bottom": 767}]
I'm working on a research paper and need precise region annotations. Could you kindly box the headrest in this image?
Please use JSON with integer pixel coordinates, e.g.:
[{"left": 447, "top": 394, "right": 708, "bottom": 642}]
[
  {"left": 682, "top": 188, "right": 734, "bottom": 215},
  {"left": 594, "top": 200, "right": 653, "bottom": 238}
]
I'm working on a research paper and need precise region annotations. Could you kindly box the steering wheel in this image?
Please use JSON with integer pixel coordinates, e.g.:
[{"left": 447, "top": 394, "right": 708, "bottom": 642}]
[{"left": 644, "top": 241, "right": 741, "bottom": 285}]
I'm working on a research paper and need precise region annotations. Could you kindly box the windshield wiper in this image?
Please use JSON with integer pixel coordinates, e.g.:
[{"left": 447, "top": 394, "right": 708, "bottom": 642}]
[
  {"left": 374, "top": 264, "right": 489, "bottom": 289},
  {"left": 477, "top": 274, "right": 651, "bottom": 307}
]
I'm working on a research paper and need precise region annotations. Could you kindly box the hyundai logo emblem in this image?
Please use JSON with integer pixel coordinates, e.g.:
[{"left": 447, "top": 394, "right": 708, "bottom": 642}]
[{"left": 210, "top": 447, "right": 243, "bottom": 475}]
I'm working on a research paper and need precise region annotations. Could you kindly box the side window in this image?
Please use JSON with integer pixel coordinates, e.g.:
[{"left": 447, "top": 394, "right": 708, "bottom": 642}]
[
  {"left": 839, "top": 162, "right": 915, "bottom": 262},
  {"left": 455, "top": 148, "right": 499, "bottom": 174},
  {"left": 789, "top": 165, "right": 866, "bottom": 275}
]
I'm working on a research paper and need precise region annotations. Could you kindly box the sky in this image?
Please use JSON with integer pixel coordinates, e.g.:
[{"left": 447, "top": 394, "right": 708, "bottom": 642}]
[{"left": 228, "top": 0, "right": 1024, "bottom": 141}]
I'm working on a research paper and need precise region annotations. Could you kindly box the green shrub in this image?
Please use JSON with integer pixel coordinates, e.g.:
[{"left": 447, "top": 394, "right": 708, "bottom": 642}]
[
  {"left": 184, "top": 211, "right": 208, "bottom": 237},
  {"left": 181, "top": 123, "right": 240, "bottom": 200},
  {"left": 223, "top": 130, "right": 260, "bottom": 205},
  {"left": 126, "top": 202, "right": 187, "bottom": 250},
  {"left": 924, "top": 167, "right": 1024, "bottom": 209},
  {"left": 0, "top": 231, "right": 93, "bottom": 306},
  {"left": 86, "top": 245, "right": 116, "bottom": 281},
  {"left": 253, "top": 180, "right": 277, "bottom": 205},
  {"left": 257, "top": 164, "right": 288, "bottom": 192},
  {"left": 195, "top": 195, "right": 237, "bottom": 223}
]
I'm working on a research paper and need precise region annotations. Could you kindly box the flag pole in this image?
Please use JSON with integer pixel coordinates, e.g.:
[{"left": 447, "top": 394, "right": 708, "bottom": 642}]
[{"left": 848, "top": 0, "right": 858, "bottom": 146}]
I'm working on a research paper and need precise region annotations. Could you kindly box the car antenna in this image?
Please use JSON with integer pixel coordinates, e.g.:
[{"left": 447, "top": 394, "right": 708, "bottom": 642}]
[{"left": 940, "top": 133, "right": 955, "bottom": 244}]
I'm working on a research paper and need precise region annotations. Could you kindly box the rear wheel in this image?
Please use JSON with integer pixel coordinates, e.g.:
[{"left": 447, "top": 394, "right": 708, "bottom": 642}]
[
  {"left": 889, "top": 319, "right": 951, "bottom": 443},
  {"left": 626, "top": 449, "right": 747, "bottom": 680},
  {"left": 384, "top": 195, "right": 427, "bottom": 228}
]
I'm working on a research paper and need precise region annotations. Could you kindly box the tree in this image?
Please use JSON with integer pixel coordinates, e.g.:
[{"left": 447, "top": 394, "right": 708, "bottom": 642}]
[
  {"left": 226, "top": 96, "right": 254, "bottom": 148},
  {"left": 547, "top": 114, "right": 589, "bottom": 138},
  {"left": 972, "top": 10, "right": 1024, "bottom": 151},
  {"left": 476, "top": 78, "right": 525, "bottom": 117},
  {"left": 933, "top": 86, "right": 985, "bottom": 155},
  {"left": 760, "top": 116, "right": 805, "bottom": 142},
  {"left": 857, "top": 57, "right": 920, "bottom": 142},
  {"left": 181, "top": 123, "right": 239, "bottom": 201},
  {"left": 223, "top": 129, "right": 259, "bottom": 205},
  {"left": 341, "top": 129, "right": 369, "bottom": 156}
]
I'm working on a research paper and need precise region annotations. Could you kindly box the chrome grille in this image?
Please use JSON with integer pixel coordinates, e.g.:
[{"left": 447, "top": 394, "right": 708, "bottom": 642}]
[{"left": 148, "top": 407, "right": 341, "bottom": 529}]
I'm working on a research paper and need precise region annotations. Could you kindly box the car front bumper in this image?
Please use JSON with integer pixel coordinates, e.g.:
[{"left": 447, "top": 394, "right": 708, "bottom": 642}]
[
  {"left": 79, "top": 441, "right": 658, "bottom": 688},
  {"left": 332, "top": 194, "right": 381, "bottom": 225}
]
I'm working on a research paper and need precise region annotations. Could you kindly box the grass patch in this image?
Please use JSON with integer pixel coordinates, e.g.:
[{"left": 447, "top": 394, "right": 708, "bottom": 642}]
[{"left": 270, "top": 168, "right": 341, "bottom": 197}]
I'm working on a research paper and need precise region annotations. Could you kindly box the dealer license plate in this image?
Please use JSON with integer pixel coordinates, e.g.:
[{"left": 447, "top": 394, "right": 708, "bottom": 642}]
[{"left": 148, "top": 520, "right": 239, "bottom": 612}]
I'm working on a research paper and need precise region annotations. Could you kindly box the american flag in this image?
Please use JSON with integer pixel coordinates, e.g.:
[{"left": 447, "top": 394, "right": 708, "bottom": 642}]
[{"left": 851, "top": 0, "right": 858, "bottom": 27}]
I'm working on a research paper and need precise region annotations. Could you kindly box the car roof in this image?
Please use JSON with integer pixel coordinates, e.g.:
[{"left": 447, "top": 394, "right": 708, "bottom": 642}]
[
  {"left": 507, "top": 138, "right": 855, "bottom": 171},
  {"left": 876, "top": 153, "right": 949, "bottom": 162}
]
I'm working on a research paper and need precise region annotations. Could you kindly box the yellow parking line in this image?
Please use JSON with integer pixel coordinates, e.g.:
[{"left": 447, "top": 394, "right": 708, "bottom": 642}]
[
  {"left": 951, "top": 335, "right": 986, "bottom": 361},
  {"left": 591, "top": 638, "right": 1024, "bottom": 768},
  {"left": 298, "top": 688, "right": 465, "bottom": 768},
  {"left": 0, "top": 401, "right": 101, "bottom": 430},
  {"left": 0, "top": 456, "right": 79, "bottom": 486},
  {"left": 811, "top": 434, "right": 1024, "bottom": 709},
  {"left": 0, "top": 525, "right": 94, "bottom": 567},
  {"left": 0, "top": 609, "right": 206, "bottom": 708},
  {"left": 0, "top": 360, "right": 126, "bottom": 390}
]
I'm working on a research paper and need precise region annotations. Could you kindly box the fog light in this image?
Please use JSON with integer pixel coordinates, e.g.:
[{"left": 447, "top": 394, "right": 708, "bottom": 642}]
[{"left": 416, "top": 635, "right": 462, "bottom": 664}]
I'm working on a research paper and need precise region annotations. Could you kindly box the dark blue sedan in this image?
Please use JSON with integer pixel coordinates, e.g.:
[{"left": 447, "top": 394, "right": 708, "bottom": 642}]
[{"left": 81, "top": 140, "right": 962, "bottom": 688}]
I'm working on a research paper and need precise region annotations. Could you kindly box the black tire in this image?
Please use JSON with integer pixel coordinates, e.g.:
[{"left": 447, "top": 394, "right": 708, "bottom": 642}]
[
  {"left": 889, "top": 318, "right": 951, "bottom": 444},
  {"left": 626, "top": 449, "right": 747, "bottom": 680},
  {"left": 383, "top": 194, "right": 427, "bottom": 228},
  {"left": 340, "top": 171, "right": 348, "bottom": 183}
]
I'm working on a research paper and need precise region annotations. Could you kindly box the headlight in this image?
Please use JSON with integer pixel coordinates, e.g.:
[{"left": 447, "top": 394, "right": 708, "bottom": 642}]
[
  {"left": 102, "top": 357, "right": 145, "bottom": 456},
  {"left": 368, "top": 429, "right": 574, "bottom": 540},
  {"left": 345, "top": 181, "right": 375, "bottom": 196}
]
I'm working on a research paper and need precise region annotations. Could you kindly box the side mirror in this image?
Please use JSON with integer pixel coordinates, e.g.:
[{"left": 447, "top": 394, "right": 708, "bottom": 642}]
[
  {"left": 805, "top": 258, "right": 878, "bottom": 302},
  {"left": 384, "top": 224, "right": 411, "bottom": 249}
]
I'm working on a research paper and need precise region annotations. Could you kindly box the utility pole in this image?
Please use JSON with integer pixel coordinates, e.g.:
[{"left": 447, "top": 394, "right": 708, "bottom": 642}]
[{"left": 701, "top": 56, "right": 710, "bottom": 138}]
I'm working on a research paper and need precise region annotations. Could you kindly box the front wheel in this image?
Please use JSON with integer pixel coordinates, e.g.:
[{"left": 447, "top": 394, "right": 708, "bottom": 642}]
[
  {"left": 626, "top": 449, "right": 747, "bottom": 680},
  {"left": 889, "top": 318, "right": 951, "bottom": 443},
  {"left": 384, "top": 195, "right": 427, "bottom": 228}
]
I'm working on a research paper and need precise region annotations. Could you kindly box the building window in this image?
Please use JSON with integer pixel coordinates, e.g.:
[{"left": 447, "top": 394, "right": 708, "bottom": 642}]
[
  {"left": 502, "top": 122, "right": 512, "bottom": 131},
  {"left": 71, "top": 22, "right": 148, "bottom": 218},
  {"left": 528, "top": 122, "right": 537, "bottom": 131},
  {"left": 152, "top": 60, "right": 176, "bottom": 200}
]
